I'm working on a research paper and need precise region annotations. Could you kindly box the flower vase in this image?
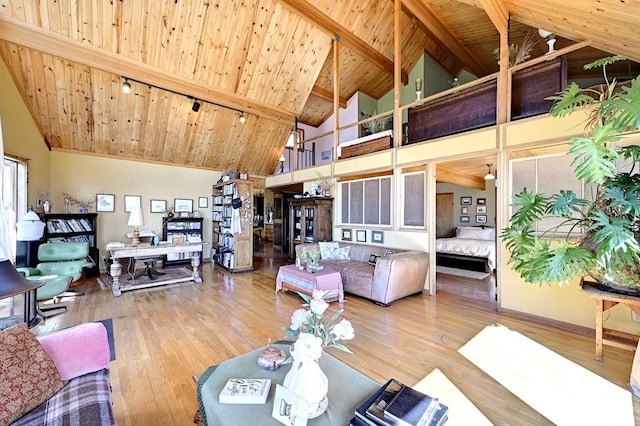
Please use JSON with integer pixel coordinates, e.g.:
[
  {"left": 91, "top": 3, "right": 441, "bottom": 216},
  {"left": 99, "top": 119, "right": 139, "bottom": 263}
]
[{"left": 283, "top": 341, "right": 328, "bottom": 418}]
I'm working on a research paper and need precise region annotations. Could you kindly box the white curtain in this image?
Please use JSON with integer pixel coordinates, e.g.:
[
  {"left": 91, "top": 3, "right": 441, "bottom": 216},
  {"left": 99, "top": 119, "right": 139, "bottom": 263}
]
[{"left": 0, "top": 116, "right": 13, "bottom": 261}]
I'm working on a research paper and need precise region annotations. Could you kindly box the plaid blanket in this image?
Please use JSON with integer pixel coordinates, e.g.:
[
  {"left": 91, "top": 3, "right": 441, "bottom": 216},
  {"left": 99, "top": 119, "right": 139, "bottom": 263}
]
[{"left": 12, "top": 369, "right": 115, "bottom": 426}]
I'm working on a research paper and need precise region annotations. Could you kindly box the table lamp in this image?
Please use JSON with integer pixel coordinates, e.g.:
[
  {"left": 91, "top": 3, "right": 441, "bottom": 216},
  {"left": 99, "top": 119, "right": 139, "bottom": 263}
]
[{"left": 128, "top": 206, "right": 144, "bottom": 246}]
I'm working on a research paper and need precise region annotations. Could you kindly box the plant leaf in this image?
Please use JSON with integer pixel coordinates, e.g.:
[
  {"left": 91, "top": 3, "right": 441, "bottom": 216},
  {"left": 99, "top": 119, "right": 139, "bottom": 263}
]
[
  {"left": 567, "top": 130, "right": 618, "bottom": 184},
  {"left": 508, "top": 188, "right": 549, "bottom": 228},
  {"left": 547, "top": 82, "right": 597, "bottom": 118}
]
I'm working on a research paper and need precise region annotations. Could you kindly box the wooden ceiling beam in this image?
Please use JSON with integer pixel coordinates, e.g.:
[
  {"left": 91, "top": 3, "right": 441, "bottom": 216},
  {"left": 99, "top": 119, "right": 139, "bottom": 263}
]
[
  {"left": 310, "top": 85, "right": 347, "bottom": 108},
  {"left": 0, "top": 14, "right": 295, "bottom": 126},
  {"left": 403, "top": 0, "right": 488, "bottom": 77},
  {"left": 437, "top": 165, "right": 486, "bottom": 190},
  {"left": 278, "top": 0, "right": 409, "bottom": 85},
  {"left": 478, "top": 0, "right": 509, "bottom": 36}
]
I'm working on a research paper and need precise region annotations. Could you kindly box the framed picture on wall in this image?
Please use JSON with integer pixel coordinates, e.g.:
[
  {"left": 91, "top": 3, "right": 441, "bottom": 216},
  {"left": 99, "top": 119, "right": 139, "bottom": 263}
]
[
  {"left": 342, "top": 229, "right": 352, "bottom": 241},
  {"left": 476, "top": 205, "right": 487, "bottom": 214},
  {"left": 198, "top": 197, "right": 208, "bottom": 208},
  {"left": 356, "top": 230, "right": 366, "bottom": 242},
  {"left": 150, "top": 199, "right": 166, "bottom": 213},
  {"left": 372, "top": 231, "right": 384, "bottom": 244},
  {"left": 96, "top": 194, "right": 115, "bottom": 212},
  {"left": 476, "top": 215, "right": 487, "bottom": 223},
  {"left": 460, "top": 216, "right": 470, "bottom": 222},
  {"left": 124, "top": 195, "right": 142, "bottom": 213},
  {"left": 460, "top": 196, "right": 472, "bottom": 205},
  {"left": 477, "top": 197, "right": 486, "bottom": 205},
  {"left": 174, "top": 198, "right": 193, "bottom": 213},
  {"left": 461, "top": 206, "right": 469, "bottom": 215}
]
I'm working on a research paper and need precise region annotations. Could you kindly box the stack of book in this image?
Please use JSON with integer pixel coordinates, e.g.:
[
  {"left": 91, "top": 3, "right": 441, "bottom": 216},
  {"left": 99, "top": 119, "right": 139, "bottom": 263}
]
[{"left": 351, "top": 379, "right": 448, "bottom": 426}]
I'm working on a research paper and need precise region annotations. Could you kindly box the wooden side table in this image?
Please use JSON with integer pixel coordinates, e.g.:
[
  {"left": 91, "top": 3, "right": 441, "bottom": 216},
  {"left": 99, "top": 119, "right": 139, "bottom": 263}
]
[{"left": 580, "top": 280, "right": 640, "bottom": 361}]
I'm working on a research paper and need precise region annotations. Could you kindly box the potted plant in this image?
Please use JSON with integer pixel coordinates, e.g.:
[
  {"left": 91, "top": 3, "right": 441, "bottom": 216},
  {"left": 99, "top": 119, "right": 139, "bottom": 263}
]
[{"left": 501, "top": 56, "right": 640, "bottom": 292}]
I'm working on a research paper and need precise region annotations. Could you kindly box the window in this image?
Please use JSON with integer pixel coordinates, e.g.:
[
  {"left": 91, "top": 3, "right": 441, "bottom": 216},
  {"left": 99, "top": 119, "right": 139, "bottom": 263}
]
[
  {"left": 3, "top": 156, "right": 27, "bottom": 259},
  {"left": 340, "top": 176, "right": 392, "bottom": 226}
]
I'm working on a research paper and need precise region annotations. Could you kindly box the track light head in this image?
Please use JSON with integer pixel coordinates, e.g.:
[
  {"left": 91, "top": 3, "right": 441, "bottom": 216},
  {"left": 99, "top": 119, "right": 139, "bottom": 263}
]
[
  {"left": 192, "top": 100, "right": 201, "bottom": 112},
  {"left": 239, "top": 112, "right": 246, "bottom": 124},
  {"left": 122, "top": 79, "right": 131, "bottom": 94}
]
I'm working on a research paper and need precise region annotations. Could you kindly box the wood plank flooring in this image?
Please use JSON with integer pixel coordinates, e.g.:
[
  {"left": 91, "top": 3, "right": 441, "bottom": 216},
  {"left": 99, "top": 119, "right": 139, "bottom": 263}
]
[{"left": 32, "top": 244, "right": 639, "bottom": 425}]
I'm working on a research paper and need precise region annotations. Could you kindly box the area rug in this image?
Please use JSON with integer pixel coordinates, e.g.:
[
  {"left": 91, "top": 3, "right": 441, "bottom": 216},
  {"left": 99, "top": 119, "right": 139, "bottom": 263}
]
[
  {"left": 436, "top": 265, "right": 491, "bottom": 280},
  {"left": 96, "top": 318, "right": 115, "bottom": 361},
  {"left": 458, "top": 323, "right": 634, "bottom": 425},
  {"left": 97, "top": 267, "right": 192, "bottom": 290}
]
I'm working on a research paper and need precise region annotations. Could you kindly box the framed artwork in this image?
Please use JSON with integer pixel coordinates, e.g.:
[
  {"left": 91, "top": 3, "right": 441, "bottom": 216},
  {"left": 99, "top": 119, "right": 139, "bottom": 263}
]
[
  {"left": 174, "top": 198, "right": 193, "bottom": 213},
  {"left": 461, "top": 206, "right": 469, "bottom": 215},
  {"left": 372, "top": 230, "right": 384, "bottom": 244},
  {"left": 96, "top": 194, "right": 115, "bottom": 212},
  {"left": 460, "top": 216, "right": 470, "bottom": 222},
  {"left": 476, "top": 205, "right": 487, "bottom": 214},
  {"left": 198, "top": 197, "right": 208, "bottom": 208},
  {"left": 124, "top": 195, "right": 142, "bottom": 213},
  {"left": 342, "top": 229, "right": 352, "bottom": 241},
  {"left": 476, "top": 215, "right": 487, "bottom": 223},
  {"left": 477, "top": 197, "right": 487, "bottom": 205},
  {"left": 150, "top": 199, "right": 166, "bottom": 213},
  {"left": 356, "top": 230, "right": 367, "bottom": 243},
  {"left": 460, "top": 196, "right": 472, "bottom": 205}
]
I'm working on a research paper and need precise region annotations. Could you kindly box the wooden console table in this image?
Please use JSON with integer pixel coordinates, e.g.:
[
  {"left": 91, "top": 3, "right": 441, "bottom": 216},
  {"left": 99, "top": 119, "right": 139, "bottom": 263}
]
[
  {"left": 580, "top": 280, "right": 640, "bottom": 361},
  {"left": 108, "top": 242, "right": 203, "bottom": 297}
]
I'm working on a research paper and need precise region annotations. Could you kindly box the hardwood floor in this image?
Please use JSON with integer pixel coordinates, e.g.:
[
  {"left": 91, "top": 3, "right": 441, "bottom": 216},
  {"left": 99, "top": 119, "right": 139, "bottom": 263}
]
[{"left": 32, "top": 244, "right": 639, "bottom": 425}]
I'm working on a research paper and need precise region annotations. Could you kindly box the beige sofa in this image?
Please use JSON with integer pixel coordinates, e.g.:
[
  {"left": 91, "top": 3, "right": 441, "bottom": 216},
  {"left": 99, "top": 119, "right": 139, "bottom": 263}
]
[{"left": 295, "top": 242, "right": 429, "bottom": 306}]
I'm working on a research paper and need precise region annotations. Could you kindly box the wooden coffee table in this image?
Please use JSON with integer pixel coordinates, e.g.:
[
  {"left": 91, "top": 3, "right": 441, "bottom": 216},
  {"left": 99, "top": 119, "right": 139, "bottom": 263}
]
[{"left": 275, "top": 264, "right": 344, "bottom": 302}]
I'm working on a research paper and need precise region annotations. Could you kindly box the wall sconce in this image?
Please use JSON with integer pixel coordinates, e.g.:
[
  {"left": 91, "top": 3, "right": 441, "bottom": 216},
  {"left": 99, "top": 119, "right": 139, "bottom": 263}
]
[
  {"left": 239, "top": 112, "right": 246, "bottom": 124},
  {"left": 279, "top": 155, "right": 286, "bottom": 173},
  {"left": 538, "top": 29, "right": 556, "bottom": 54},
  {"left": 121, "top": 79, "right": 131, "bottom": 94},
  {"left": 484, "top": 164, "right": 496, "bottom": 180},
  {"left": 415, "top": 78, "right": 423, "bottom": 100}
]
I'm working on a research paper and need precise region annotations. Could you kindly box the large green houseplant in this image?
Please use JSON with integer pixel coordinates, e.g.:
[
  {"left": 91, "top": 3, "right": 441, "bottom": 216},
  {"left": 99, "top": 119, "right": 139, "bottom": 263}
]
[{"left": 501, "top": 56, "right": 640, "bottom": 291}]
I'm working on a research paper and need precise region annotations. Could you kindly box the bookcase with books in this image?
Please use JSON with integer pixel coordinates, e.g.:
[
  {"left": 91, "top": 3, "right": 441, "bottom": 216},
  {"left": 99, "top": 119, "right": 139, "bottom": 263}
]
[
  {"left": 162, "top": 217, "right": 204, "bottom": 267},
  {"left": 211, "top": 179, "right": 253, "bottom": 272},
  {"left": 43, "top": 213, "right": 99, "bottom": 277}
]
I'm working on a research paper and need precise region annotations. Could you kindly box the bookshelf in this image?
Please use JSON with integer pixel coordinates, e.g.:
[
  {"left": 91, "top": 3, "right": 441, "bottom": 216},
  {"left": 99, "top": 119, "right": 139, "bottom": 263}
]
[
  {"left": 211, "top": 179, "right": 253, "bottom": 272},
  {"left": 43, "top": 213, "right": 99, "bottom": 277},
  {"left": 161, "top": 217, "right": 204, "bottom": 267},
  {"left": 287, "top": 197, "right": 333, "bottom": 261}
]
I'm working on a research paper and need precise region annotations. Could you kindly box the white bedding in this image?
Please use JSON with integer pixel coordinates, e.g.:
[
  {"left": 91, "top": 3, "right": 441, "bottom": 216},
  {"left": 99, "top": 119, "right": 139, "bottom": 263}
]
[{"left": 435, "top": 237, "right": 496, "bottom": 270}]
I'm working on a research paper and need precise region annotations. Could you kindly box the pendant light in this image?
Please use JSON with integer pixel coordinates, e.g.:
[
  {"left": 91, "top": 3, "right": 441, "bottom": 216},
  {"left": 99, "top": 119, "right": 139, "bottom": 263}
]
[{"left": 484, "top": 164, "right": 495, "bottom": 180}]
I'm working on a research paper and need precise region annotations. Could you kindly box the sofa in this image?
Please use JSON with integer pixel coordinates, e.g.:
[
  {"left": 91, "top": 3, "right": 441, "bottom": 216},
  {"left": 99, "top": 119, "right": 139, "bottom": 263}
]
[
  {"left": 295, "top": 241, "right": 429, "bottom": 306},
  {"left": 0, "top": 322, "right": 115, "bottom": 425}
]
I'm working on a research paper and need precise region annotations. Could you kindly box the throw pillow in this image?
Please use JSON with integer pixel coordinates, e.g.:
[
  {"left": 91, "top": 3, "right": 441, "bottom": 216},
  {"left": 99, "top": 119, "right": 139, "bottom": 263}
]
[
  {"left": 318, "top": 242, "right": 340, "bottom": 260},
  {"left": 334, "top": 246, "right": 350, "bottom": 260},
  {"left": 0, "top": 324, "right": 66, "bottom": 425}
]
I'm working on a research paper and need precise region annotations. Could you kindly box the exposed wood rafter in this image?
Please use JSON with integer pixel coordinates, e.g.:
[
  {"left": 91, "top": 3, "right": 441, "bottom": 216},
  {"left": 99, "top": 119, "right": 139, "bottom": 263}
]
[
  {"left": 278, "top": 0, "right": 409, "bottom": 85},
  {"left": 437, "top": 165, "right": 486, "bottom": 190},
  {"left": 0, "top": 14, "right": 294, "bottom": 126},
  {"left": 478, "top": 0, "right": 509, "bottom": 35},
  {"left": 310, "top": 85, "right": 347, "bottom": 108}
]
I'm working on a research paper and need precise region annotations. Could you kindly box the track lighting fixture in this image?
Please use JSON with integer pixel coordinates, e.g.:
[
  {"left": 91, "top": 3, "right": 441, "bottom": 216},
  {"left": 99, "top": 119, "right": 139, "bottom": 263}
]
[
  {"left": 484, "top": 164, "right": 496, "bottom": 180},
  {"left": 121, "top": 79, "right": 131, "bottom": 94},
  {"left": 192, "top": 100, "right": 201, "bottom": 112},
  {"left": 239, "top": 112, "right": 246, "bottom": 124}
]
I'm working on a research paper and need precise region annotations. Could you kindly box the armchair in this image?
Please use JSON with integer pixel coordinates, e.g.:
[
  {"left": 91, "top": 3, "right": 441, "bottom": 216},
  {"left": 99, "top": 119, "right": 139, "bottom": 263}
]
[{"left": 17, "top": 242, "right": 94, "bottom": 317}]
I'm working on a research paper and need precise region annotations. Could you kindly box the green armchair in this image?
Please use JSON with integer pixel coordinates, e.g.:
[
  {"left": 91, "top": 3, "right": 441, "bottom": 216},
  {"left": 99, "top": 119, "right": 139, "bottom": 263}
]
[{"left": 18, "top": 242, "right": 94, "bottom": 316}]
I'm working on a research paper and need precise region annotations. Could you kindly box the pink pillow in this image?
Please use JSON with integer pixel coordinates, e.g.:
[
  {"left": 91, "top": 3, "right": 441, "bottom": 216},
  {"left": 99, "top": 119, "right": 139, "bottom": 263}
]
[{"left": 37, "top": 322, "right": 110, "bottom": 380}]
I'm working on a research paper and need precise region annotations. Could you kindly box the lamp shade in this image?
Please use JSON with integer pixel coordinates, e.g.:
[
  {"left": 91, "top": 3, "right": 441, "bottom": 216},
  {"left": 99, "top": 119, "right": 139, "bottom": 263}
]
[
  {"left": 127, "top": 206, "right": 144, "bottom": 227},
  {"left": 16, "top": 211, "right": 45, "bottom": 241}
]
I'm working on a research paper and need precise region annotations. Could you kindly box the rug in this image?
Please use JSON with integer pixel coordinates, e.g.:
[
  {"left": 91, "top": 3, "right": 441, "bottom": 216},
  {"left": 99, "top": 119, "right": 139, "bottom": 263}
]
[
  {"left": 436, "top": 265, "right": 491, "bottom": 280},
  {"left": 96, "top": 318, "right": 116, "bottom": 361},
  {"left": 458, "top": 323, "right": 634, "bottom": 425},
  {"left": 97, "top": 267, "right": 192, "bottom": 290}
]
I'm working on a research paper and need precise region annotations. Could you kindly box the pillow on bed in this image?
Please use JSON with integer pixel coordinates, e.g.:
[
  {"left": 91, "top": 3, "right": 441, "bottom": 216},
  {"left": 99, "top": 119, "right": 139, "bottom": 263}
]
[{"left": 457, "top": 227, "right": 495, "bottom": 241}]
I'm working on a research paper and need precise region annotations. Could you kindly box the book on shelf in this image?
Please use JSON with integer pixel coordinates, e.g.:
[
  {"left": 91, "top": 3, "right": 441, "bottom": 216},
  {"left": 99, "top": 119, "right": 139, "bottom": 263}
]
[
  {"left": 218, "top": 378, "right": 271, "bottom": 404},
  {"left": 383, "top": 384, "right": 443, "bottom": 426}
]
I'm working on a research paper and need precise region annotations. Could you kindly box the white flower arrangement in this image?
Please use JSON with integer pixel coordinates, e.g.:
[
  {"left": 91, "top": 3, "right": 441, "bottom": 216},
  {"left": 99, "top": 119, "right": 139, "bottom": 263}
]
[{"left": 283, "top": 290, "right": 355, "bottom": 354}]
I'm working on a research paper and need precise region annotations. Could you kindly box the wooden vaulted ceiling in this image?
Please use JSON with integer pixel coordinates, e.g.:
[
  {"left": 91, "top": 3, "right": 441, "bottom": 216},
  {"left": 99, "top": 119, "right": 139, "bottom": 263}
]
[{"left": 0, "top": 1, "right": 639, "bottom": 177}]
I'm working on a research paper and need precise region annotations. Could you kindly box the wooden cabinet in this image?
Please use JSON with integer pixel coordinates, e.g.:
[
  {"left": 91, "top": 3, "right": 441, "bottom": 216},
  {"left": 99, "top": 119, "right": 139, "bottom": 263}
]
[
  {"left": 212, "top": 179, "right": 254, "bottom": 272},
  {"left": 43, "top": 213, "right": 99, "bottom": 278},
  {"left": 265, "top": 223, "right": 274, "bottom": 242},
  {"left": 288, "top": 197, "right": 333, "bottom": 261},
  {"left": 162, "top": 217, "right": 204, "bottom": 267}
]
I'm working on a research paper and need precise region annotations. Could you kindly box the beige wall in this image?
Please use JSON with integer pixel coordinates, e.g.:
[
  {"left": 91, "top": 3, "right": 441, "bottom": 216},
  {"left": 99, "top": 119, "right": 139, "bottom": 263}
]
[
  {"left": 49, "top": 151, "right": 221, "bottom": 258},
  {"left": 0, "top": 57, "right": 51, "bottom": 207}
]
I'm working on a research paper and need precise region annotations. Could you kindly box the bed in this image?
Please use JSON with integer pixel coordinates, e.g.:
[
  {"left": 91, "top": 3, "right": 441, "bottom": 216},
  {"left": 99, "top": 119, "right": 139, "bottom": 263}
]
[{"left": 435, "top": 226, "right": 496, "bottom": 272}]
